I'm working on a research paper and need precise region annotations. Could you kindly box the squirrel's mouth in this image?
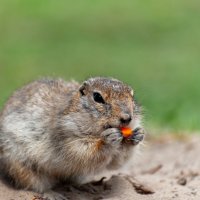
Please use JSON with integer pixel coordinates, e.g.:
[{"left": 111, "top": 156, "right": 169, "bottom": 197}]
[
  {"left": 103, "top": 124, "right": 122, "bottom": 130},
  {"left": 104, "top": 122, "right": 132, "bottom": 130}
]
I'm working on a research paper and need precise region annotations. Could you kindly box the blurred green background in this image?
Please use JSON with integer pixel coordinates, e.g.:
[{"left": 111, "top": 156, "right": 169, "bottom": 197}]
[{"left": 0, "top": 0, "right": 200, "bottom": 131}]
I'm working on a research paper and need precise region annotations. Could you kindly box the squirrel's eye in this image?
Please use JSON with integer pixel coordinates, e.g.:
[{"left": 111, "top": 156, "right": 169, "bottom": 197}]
[{"left": 93, "top": 92, "right": 105, "bottom": 104}]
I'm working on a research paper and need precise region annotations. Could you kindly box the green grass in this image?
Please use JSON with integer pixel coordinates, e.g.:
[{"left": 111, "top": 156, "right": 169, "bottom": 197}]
[{"left": 0, "top": 0, "right": 200, "bottom": 131}]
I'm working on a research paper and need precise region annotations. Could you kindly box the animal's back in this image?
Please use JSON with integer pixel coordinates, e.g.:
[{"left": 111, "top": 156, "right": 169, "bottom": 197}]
[{"left": 0, "top": 78, "right": 80, "bottom": 174}]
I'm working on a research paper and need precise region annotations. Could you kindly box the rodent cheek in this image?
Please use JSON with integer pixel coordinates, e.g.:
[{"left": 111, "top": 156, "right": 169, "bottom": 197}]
[
  {"left": 106, "top": 117, "right": 121, "bottom": 128},
  {"left": 94, "top": 104, "right": 107, "bottom": 117},
  {"left": 105, "top": 105, "right": 121, "bottom": 127}
]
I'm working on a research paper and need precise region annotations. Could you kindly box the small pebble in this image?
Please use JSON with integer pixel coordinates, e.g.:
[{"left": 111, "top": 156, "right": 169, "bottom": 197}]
[{"left": 177, "top": 177, "right": 187, "bottom": 186}]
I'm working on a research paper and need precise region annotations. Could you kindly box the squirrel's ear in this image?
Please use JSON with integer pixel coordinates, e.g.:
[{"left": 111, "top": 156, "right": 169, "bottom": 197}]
[{"left": 79, "top": 81, "right": 88, "bottom": 95}]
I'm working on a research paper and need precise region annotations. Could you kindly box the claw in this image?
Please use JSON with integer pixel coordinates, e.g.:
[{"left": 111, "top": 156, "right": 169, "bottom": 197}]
[{"left": 125, "top": 128, "right": 144, "bottom": 145}]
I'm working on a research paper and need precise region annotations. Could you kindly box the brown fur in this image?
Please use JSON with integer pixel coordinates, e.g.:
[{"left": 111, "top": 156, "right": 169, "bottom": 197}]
[{"left": 0, "top": 77, "right": 144, "bottom": 200}]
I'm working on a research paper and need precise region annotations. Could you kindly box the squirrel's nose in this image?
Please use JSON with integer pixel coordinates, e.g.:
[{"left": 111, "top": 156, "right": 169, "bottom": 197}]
[{"left": 120, "top": 114, "right": 132, "bottom": 125}]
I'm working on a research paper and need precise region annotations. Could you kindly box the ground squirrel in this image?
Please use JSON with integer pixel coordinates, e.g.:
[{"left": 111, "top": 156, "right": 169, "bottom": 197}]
[{"left": 0, "top": 77, "right": 144, "bottom": 200}]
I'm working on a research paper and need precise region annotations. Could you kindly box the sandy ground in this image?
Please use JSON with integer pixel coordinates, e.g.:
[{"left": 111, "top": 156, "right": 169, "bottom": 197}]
[{"left": 0, "top": 134, "right": 200, "bottom": 200}]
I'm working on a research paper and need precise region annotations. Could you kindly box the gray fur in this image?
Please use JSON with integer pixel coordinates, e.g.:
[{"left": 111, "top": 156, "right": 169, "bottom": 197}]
[{"left": 0, "top": 77, "right": 144, "bottom": 200}]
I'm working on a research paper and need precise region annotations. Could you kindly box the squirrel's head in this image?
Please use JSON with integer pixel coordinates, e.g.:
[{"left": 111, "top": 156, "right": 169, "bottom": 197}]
[{"left": 79, "top": 77, "right": 140, "bottom": 131}]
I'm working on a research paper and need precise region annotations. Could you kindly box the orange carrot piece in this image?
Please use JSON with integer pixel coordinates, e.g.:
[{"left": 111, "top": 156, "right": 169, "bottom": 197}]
[{"left": 120, "top": 127, "right": 133, "bottom": 138}]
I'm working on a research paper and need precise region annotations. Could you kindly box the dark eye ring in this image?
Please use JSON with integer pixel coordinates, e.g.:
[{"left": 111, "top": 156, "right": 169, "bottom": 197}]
[{"left": 93, "top": 92, "right": 105, "bottom": 104}]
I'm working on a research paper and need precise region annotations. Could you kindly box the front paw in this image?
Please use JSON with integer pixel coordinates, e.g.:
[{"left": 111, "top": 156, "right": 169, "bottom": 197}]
[
  {"left": 101, "top": 128, "right": 123, "bottom": 146},
  {"left": 126, "top": 128, "right": 144, "bottom": 145}
]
